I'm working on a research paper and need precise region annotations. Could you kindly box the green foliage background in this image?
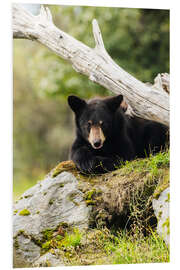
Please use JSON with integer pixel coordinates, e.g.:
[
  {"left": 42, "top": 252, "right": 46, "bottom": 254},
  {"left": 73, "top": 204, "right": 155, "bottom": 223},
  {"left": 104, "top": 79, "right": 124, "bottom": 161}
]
[{"left": 13, "top": 5, "right": 169, "bottom": 198}]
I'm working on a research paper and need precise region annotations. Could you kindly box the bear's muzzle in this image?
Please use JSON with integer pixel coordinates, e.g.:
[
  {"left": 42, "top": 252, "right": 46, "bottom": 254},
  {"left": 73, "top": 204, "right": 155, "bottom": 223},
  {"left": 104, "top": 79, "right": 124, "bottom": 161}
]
[{"left": 88, "top": 126, "right": 106, "bottom": 149}]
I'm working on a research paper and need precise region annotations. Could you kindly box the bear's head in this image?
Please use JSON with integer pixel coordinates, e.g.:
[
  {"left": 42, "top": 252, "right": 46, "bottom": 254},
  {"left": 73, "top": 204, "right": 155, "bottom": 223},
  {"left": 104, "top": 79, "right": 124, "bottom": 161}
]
[{"left": 68, "top": 95, "right": 123, "bottom": 149}]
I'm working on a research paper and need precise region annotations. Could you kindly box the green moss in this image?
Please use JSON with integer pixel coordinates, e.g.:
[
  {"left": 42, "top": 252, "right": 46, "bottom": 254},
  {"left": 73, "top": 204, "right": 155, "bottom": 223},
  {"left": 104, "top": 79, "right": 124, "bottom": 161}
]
[
  {"left": 158, "top": 211, "right": 162, "bottom": 219},
  {"left": 86, "top": 200, "right": 96, "bottom": 205},
  {"left": 57, "top": 228, "right": 82, "bottom": 250},
  {"left": 49, "top": 199, "right": 54, "bottom": 205},
  {"left": 121, "top": 151, "right": 169, "bottom": 176},
  {"left": 85, "top": 189, "right": 96, "bottom": 200},
  {"left": 42, "top": 229, "right": 54, "bottom": 241},
  {"left": 18, "top": 229, "right": 25, "bottom": 234},
  {"left": 165, "top": 193, "right": 170, "bottom": 203},
  {"left": 84, "top": 189, "right": 102, "bottom": 207},
  {"left": 24, "top": 194, "right": 33, "bottom": 199},
  {"left": 33, "top": 238, "right": 43, "bottom": 247},
  {"left": 52, "top": 160, "right": 77, "bottom": 178},
  {"left": 42, "top": 240, "right": 51, "bottom": 251},
  {"left": 39, "top": 225, "right": 82, "bottom": 256},
  {"left": 19, "top": 209, "right": 31, "bottom": 216},
  {"left": 68, "top": 192, "right": 80, "bottom": 206},
  {"left": 162, "top": 217, "right": 170, "bottom": 235},
  {"left": 56, "top": 235, "right": 64, "bottom": 241},
  {"left": 153, "top": 170, "right": 169, "bottom": 199},
  {"left": 14, "top": 238, "right": 19, "bottom": 249}
]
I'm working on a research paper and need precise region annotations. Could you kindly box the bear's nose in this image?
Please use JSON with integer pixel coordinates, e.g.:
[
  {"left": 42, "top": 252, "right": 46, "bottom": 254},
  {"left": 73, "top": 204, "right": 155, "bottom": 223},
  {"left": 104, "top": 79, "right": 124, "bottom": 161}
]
[{"left": 93, "top": 140, "right": 102, "bottom": 148}]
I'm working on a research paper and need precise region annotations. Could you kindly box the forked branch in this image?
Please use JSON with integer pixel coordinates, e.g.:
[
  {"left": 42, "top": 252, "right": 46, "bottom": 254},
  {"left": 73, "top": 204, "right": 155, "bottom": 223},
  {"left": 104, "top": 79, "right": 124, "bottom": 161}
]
[{"left": 13, "top": 4, "right": 169, "bottom": 126}]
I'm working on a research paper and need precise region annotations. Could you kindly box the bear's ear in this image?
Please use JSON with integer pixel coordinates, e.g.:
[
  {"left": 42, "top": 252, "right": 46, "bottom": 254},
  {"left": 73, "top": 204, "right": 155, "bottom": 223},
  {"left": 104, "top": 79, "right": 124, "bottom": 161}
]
[
  {"left": 105, "top": 95, "right": 123, "bottom": 112},
  {"left": 68, "top": 95, "right": 86, "bottom": 114}
]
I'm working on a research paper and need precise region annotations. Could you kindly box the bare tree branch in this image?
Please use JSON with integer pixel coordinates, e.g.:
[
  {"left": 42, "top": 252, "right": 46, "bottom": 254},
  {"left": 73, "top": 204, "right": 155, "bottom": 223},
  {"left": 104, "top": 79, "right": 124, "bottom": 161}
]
[
  {"left": 12, "top": 4, "right": 169, "bottom": 126},
  {"left": 153, "top": 73, "right": 170, "bottom": 94}
]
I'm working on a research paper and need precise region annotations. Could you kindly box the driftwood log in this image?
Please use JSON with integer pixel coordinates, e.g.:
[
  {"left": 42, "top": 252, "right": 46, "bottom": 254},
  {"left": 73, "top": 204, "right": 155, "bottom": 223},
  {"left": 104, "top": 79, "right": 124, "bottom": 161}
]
[{"left": 12, "top": 4, "right": 169, "bottom": 126}]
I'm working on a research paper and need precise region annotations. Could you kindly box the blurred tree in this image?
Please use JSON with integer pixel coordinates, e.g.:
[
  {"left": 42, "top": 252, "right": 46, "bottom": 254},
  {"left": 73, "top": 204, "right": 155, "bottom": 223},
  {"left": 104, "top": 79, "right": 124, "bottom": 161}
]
[
  {"left": 13, "top": 39, "right": 74, "bottom": 198},
  {"left": 13, "top": 6, "right": 169, "bottom": 198}
]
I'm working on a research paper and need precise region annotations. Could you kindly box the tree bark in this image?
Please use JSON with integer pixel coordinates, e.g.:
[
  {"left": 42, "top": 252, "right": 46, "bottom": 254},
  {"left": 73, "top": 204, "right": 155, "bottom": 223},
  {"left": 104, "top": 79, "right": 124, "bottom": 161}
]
[{"left": 12, "top": 4, "right": 169, "bottom": 127}]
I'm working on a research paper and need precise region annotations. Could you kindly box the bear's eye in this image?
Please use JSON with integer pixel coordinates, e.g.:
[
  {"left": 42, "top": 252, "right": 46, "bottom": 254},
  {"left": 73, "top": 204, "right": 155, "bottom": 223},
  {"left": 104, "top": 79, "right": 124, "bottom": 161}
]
[
  {"left": 88, "top": 120, "right": 92, "bottom": 127},
  {"left": 99, "top": 120, "right": 103, "bottom": 125}
]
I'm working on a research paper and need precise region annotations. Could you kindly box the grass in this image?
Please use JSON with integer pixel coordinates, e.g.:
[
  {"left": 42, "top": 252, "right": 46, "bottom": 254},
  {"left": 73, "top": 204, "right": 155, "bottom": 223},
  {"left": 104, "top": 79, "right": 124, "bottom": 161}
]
[
  {"left": 122, "top": 150, "right": 169, "bottom": 175},
  {"left": 40, "top": 227, "right": 169, "bottom": 265},
  {"left": 108, "top": 230, "right": 169, "bottom": 264},
  {"left": 58, "top": 228, "right": 82, "bottom": 249}
]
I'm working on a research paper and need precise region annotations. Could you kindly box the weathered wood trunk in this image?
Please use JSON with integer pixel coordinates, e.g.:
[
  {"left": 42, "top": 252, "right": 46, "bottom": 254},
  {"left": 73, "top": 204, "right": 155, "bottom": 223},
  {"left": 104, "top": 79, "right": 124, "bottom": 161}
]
[{"left": 12, "top": 4, "right": 169, "bottom": 126}]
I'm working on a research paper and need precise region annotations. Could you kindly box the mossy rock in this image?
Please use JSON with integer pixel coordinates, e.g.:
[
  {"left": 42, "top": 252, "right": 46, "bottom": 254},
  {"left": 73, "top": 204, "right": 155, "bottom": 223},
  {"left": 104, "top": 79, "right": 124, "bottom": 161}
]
[
  {"left": 13, "top": 151, "right": 169, "bottom": 267},
  {"left": 19, "top": 209, "right": 31, "bottom": 216},
  {"left": 51, "top": 151, "right": 169, "bottom": 229},
  {"left": 52, "top": 160, "right": 77, "bottom": 177}
]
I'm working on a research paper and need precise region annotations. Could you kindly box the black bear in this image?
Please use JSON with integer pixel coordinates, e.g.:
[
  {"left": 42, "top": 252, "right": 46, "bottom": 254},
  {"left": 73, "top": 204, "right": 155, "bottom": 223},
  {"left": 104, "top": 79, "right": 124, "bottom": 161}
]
[{"left": 68, "top": 95, "right": 168, "bottom": 174}]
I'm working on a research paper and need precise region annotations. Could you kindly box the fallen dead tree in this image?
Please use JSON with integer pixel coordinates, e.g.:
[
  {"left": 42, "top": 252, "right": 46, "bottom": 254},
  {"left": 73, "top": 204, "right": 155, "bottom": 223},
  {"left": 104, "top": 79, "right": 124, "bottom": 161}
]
[{"left": 12, "top": 4, "right": 169, "bottom": 126}]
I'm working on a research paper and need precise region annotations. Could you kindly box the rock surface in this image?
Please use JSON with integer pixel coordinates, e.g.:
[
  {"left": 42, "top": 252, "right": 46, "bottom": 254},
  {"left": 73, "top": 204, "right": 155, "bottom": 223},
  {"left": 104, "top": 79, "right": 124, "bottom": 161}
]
[
  {"left": 13, "top": 171, "right": 90, "bottom": 268},
  {"left": 152, "top": 187, "right": 170, "bottom": 247},
  {"left": 33, "top": 250, "right": 64, "bottom": 267},
  {"left": 13, "top": 159, "right": 169, "bottom": 267}
]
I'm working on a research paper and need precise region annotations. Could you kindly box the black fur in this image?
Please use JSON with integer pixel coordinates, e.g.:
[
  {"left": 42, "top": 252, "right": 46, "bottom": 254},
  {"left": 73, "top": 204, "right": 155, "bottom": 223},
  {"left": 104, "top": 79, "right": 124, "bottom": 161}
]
[{"left": 68, "top": 95, "right": 169, "bottom": 174}]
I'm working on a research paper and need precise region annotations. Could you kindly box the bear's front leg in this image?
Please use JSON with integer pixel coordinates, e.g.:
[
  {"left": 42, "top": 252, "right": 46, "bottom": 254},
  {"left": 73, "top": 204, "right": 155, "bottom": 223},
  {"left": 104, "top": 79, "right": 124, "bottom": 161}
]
[
  {"left": 77, "top": 155, "right": 119, "bottom": 174},
  {"left": 70, "top": 143, "right": 99, "bottom": 174},
  {"left": 94, "top": 156, "right": 121, "bottom": 174},
  {"left": 70, "top": 140, "right": 122, "bottom": 174}
]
